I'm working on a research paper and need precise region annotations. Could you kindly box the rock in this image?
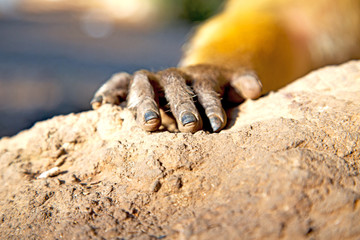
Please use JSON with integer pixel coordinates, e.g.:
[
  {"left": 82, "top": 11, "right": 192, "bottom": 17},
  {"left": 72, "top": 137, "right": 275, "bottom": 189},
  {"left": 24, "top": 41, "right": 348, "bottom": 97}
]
[{"left": 1, "top": 61, "right": 360, "bottom": 239}]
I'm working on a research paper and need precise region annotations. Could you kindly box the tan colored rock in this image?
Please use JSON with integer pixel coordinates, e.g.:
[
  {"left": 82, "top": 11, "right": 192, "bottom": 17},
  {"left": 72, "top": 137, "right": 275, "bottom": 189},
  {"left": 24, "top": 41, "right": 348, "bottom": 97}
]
[{"left": 0, "top": 61, "right": 360, "bottom": 239}]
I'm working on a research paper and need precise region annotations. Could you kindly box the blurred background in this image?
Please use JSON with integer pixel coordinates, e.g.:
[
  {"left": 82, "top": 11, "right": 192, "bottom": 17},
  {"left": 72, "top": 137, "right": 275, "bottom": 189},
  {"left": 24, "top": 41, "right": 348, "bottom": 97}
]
[{"left": 0, "top": 0, "right": 223, "bottom": 137}]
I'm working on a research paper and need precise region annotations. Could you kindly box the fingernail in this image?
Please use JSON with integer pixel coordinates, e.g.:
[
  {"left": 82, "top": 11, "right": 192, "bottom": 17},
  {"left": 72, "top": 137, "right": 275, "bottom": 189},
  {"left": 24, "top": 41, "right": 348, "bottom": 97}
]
[
  {"left": 209, "top": 116, "right": 222, "bottom": 132},
  {"left": 144, "top": 110, "right": 159, "bottom": 123},
  {"left": 181, "top": 112, "right": 197, "bottom": 126},
  {"left": 91, "top": 95, "right": 103, "bottom": 104}
]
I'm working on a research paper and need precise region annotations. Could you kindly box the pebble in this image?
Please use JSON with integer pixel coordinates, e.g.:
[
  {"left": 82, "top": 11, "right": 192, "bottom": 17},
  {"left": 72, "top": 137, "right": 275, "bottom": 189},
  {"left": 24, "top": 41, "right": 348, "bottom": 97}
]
[
  {"left": 151, "top": 180, "right": 162, "bottom": 192},
  {"left": 38, "top": 167, "right": 61, "bottom": 179}
]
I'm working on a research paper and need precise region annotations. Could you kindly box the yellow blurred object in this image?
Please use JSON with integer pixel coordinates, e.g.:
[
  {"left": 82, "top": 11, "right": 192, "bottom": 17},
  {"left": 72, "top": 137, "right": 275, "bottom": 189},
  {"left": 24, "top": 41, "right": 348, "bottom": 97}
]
[{"left": 180, "top": 0, "right": 360, "bottom": 92}]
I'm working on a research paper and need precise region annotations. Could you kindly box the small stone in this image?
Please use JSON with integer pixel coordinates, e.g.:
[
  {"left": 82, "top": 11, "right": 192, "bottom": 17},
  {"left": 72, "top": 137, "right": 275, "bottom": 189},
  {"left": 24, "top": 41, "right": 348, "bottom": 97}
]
[
  {"left": 151, "top": 180, "right": 162, "bottom": 193},
  {"left": 38, "top": 167, "right": 61, "bottom": 179},
  {"left": 54, "top": 156, "right": 67, "bottom": 167},
  {"left": 51, "top": 148, "right": 66, "bottom": 159}
]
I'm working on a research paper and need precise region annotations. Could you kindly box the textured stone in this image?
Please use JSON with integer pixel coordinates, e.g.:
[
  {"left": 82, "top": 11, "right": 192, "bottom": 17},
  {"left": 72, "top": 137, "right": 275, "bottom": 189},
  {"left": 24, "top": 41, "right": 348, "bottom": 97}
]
[{"left": 0, "top": 61, "right": 360, "bottom": 239}]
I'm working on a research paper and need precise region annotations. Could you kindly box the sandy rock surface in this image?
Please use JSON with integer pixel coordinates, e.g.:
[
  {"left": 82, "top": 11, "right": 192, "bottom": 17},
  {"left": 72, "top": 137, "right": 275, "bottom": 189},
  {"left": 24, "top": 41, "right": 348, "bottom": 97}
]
[{"left": 1, "top": 61, "right": 360, "bottom": 239}]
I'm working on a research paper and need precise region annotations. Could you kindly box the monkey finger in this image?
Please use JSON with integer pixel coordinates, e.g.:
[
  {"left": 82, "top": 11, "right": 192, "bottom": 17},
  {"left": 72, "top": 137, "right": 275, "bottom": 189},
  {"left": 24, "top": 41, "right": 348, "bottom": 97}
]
[
  {"left": 127, "top": 70, "right": 161, "bottom": 132},
  {"left": 192, "top": 81, "right": 227, "bottom": 132},
  {"left": 91, "top": 72, "right": 131, "bottom": 109},
  {"left": 197, "top": 90, "right": 227, "bottom": 132},
  {"left": 182, "top": 65, "right": 228, "bottom": 132},
  {"left": 230, "top": 71, "right": 262, "bottom": 100},
  {"left": 157, "top": 68, "right": 202, "bottom": 133}
]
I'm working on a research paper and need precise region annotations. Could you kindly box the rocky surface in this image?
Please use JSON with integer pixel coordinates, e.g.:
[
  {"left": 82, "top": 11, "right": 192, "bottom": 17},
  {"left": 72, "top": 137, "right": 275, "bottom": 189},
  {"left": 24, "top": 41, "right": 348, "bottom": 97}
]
[{"left": 1, "top": 61, "right": 360, "bottom": 239}]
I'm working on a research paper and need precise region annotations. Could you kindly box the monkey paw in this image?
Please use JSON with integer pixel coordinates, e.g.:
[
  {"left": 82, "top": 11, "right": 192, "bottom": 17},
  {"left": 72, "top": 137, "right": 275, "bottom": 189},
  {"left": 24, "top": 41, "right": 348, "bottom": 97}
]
[{"left": 91, "top": 65, "right": 262, "bottom": 133}]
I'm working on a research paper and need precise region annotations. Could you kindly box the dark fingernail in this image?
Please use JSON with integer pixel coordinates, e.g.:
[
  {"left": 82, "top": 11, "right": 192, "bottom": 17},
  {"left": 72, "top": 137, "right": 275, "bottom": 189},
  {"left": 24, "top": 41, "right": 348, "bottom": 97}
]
[
  {"left": 209, "top": 116, "right": 222, "bottom": 132},
  {"left": 181, "top": 112, "right": 197, "bottom": 126},
  {"left": 144, "top": 110, "right": 159, "bottom": 122},
  {"left": 91, "top": 95, "right": 103, "bottom": 104}
]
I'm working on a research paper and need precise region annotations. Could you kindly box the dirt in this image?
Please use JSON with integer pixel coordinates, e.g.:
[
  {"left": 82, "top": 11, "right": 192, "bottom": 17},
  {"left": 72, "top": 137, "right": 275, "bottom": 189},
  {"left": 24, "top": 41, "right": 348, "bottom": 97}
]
[{"left": 1, "top": 61, "right": 360, "bottom": 240}]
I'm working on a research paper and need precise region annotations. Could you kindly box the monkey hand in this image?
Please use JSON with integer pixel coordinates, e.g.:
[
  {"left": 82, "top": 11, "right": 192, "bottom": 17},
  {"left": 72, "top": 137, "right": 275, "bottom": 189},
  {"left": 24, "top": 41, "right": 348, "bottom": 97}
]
[{"left": 91, "top": 65, "right": 262, "bottom": 133}]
